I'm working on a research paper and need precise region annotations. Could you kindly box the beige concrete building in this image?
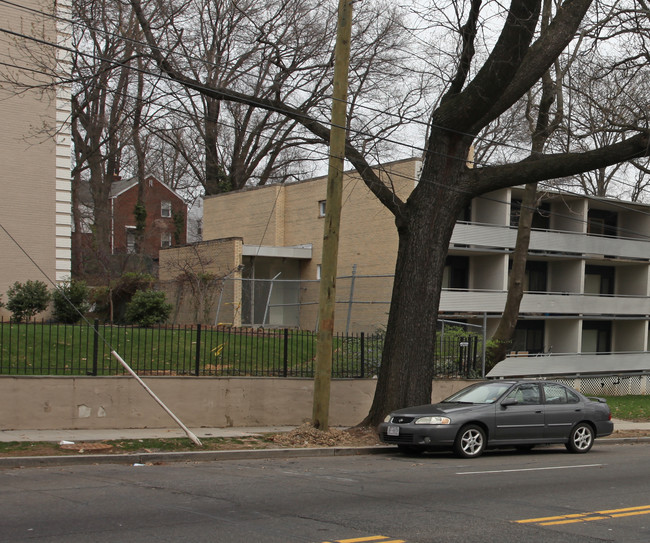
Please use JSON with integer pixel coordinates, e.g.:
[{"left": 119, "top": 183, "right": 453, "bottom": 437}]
[
  {"left": 0, "top": 1, "right": 72, "bottom": 317},
  {"left": 191, "top": 156, "right": 650, "bottom": 370},
  {"left": 201, "top": 158, "right": 416, "bottom": 331}
]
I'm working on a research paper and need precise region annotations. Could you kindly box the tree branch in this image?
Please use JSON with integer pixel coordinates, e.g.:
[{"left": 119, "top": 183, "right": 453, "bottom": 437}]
[
  {"left": 435, "top": 0, "right": 541, "bottom": 132},
  {"left": 471, "top": 130, "right": 650, "bottom": 194},
  {"left": 474, "top": 0, "right": 593, "bottom": 131},
  {"left": 128, "top": 0, "right": 405, "bottom": 218}
]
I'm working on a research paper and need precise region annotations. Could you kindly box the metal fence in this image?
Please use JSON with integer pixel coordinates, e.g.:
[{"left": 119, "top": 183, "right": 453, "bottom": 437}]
[{"left": 0, "top": 319, "right": 482, "bottom": 379}]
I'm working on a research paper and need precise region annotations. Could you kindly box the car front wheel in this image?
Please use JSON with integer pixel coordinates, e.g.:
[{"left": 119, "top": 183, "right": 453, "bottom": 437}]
[
  {"left": 454, "top": 424, "right": 486, "bottom": 458},
  {"left": 565, "top": 423, "right": 594, "bottom": 454}
]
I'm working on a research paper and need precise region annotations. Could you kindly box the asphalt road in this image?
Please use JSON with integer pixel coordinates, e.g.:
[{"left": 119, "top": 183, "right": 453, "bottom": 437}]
[{"left": 1, "top": 443, "right": 649, "bottom": 542}]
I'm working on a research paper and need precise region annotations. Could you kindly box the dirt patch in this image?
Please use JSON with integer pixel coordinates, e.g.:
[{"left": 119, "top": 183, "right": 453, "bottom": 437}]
[
  {"left": 0, "top": 424, "right": 382, "bottom": 459},
  {"left": 271, "top": 424, "right": 379, "bottom": 448}
]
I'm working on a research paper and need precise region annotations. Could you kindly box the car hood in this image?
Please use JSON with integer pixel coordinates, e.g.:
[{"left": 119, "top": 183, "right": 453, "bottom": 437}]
[{"left": 390, "top": 402, "right": 488, "bottom": 417}]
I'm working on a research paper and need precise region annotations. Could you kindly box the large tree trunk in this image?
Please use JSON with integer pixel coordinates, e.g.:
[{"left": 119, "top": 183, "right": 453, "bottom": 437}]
[{"left": 362, "top": 136, "right": 471, "bottom": 425}]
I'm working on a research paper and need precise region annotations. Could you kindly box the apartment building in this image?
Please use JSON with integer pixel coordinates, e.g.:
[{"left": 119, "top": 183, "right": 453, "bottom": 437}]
[
  {"left": 0, "top": 1, "right": 72, "bottom": 317},
  {"left": 195, "top": 158, "right": 650, "bottom": 373}
]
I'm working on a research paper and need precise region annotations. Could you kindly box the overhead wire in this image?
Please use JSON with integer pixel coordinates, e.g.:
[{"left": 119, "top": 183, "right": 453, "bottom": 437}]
[
  {"left": 1, "top": 17, "right": 646, "bottom": 201},
  {"left": 4, "top": 0, "right": 646, "bottom": 164},
  {"left": 2, "top": 26, "right": 650, "bottom": 242},
  {"left": 1, "top": 1, "right": 650, "bottom": 239}
]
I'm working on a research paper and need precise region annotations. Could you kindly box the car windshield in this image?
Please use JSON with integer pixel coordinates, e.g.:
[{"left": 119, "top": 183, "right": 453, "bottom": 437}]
[{"left": 442, "top": 382, "right": 513, "bottom": 404}]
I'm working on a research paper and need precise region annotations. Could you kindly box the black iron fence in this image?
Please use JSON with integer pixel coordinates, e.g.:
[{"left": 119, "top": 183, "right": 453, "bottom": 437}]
[{"left": 0, "top": 319, "right": 482, "bottom": 379}]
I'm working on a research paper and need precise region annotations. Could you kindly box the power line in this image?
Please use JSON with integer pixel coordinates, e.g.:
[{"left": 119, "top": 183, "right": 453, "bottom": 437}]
[
  {"left": 5, "top": 0, "right": 646, "bottom": 167},
  {"left": 2, "top": 4, "right": 650, "bottom": 231},
  {"left": 3, "top": 41, "right": 650, "bottom": 243}
]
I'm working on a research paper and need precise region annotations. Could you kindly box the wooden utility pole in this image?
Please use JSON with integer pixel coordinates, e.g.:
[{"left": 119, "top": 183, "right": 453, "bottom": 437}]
[{"left": 312, "top": 0, "right": 353, "bottom": 430}]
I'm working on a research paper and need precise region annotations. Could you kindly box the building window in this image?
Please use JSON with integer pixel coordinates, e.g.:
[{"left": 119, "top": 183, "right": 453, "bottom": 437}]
[
  {"left": 161, "top": 232, "right": 172, "bottom": 248},
  {"left": 125, "top": 227, "right": 136, "bottom": 254},
  {"left": 161, "top": 200, "right": 172, "bottom": 218},
  {"left": 584, "top": 265, "right": 614, "bottom": 295},
  {"left": 443, "top": 256, "right": 469, "bottom": 289},
  {"left": 507, "top": 260, "right": 547, "bottom": 292},
  {"left": 318, "top": 200, "right": 326, "bottom": 217},
  {"left": 510, "top": 199, "right": 550, "bottom": 229},
  {"left": 316, "top": 264, "right": 321, "bottom": 280},
  {"left": 587, "top": 209, "right": 617, "bottom": 237},
  {"left": 512, "top": 320, "right": 545, "bottom": 354},
  {"left": 582, "top": 321, "right": 611, "bottom": 353}
]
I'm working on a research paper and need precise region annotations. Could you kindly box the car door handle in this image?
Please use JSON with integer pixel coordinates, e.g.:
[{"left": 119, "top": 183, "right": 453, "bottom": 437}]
[
  {"left": 535, "top": 410, "right": 542, "bottom": 414},
  {"left": 575, "top": 409, "right": 581, "bottom": 412}
]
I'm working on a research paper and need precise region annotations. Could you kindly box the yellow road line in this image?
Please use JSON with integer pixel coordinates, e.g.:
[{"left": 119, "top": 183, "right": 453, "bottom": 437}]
[
  {"left": 515, "top": 505, "right": 650, "bottom": 526},
  {"left": 335, "top": 537, "right": 389, "bottom": 543},
  {"left": 334, "top": 537, "right": 405, "bottom": 543}
]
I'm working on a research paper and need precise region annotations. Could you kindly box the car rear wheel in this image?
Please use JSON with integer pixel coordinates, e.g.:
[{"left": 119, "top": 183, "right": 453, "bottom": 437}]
[
  {"left": 565, "top": 422, "right": 594, "bottom": 454},
  {"left": 454, "top": 424, "right": 486, "bottom": 458}
]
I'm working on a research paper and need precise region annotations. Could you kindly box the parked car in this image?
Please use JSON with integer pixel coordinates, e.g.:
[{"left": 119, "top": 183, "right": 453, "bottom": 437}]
[{"left": 378, "top": 380, "right": 613, "bottom": 458}]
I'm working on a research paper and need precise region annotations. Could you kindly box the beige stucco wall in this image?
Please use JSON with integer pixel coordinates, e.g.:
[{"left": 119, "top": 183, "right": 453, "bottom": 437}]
[
  {"left": 202, "top": 159, "right": 420, "bottom": 331},
  {"left": 0, "top": 1, "right": 71, "bottom": 318},
  {"left": 0, "top": 376, "right": 474, "bottom": 430}
]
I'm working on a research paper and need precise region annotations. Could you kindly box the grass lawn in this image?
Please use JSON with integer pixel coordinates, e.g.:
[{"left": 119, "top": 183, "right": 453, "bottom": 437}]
[{"left": 601, "top": 396, "right": 650, "bottom": 422}]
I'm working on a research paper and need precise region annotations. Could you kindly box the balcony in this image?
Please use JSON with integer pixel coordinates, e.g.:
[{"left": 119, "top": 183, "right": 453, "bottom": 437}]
[
  {"left": 440, "top": 289, "right": 650, "bottom": 316},
  {"left": 451, "top": 222, "right": 650, "bottom": 260}
]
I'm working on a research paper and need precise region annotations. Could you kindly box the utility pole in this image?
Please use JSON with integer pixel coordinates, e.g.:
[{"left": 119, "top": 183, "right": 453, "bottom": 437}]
[{"left": 312, "top": 0, "right": 353, "bottom": 430}]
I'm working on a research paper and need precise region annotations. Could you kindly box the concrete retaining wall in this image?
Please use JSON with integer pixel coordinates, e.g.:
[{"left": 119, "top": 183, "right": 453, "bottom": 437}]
[{"left": 0, "top": 376, "right": 475, "bottom": 430}]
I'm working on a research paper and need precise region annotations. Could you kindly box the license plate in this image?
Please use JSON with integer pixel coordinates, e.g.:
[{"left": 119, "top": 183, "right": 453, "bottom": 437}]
[{"left": 387, "top": 425, "right": 400, "bottom": 436}]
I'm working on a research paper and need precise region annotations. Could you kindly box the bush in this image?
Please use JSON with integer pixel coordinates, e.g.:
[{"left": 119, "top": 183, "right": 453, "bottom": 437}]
[
  {"left": 124, "top": 289, "right": 173, "bottom": 326},
  {"left": 6, "top": 280, "right": 50, "bottom": 322},
  {"left": 52, "top": 280, "right": 90, "bottom": 323}
]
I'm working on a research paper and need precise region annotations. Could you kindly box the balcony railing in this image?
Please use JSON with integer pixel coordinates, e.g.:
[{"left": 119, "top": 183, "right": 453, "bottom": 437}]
[
  {"left": 440, "top": 289, "right": 650, "bottom": 316},
  {"left": 452, "top": 222, "right": 650, "bottom": 260}
]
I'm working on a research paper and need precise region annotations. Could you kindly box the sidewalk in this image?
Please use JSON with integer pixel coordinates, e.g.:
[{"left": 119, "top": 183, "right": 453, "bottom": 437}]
[
  {"left": 1, "top": 419, "right": 649, "bottom": 443},
  {"left": 0, "top": 426, "right": 298, "bottom": 443}
]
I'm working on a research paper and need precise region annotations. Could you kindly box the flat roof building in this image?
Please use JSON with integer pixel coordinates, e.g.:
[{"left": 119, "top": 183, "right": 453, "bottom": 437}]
[{"left": 161, "top": 157, "right": 650, "bottom": 383}]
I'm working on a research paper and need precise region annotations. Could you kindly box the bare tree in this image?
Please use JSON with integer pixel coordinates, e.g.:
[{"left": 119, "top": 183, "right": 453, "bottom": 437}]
[
  {"left": 130, "top": 0, "right": 650, "bottom": 425},
  {"left": 137, "top": 0, "right": 423, "bottom": 193},
  {"left": 70, "top": 0, "right": 141, "bottom": 266},
  {"left": 486, "top": 0, "right": 567, "bottom": 366}
]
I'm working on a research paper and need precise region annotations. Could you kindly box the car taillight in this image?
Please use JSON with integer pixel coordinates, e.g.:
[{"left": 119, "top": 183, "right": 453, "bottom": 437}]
[{"left": 608, "top": 413, "right": 612, "bottom": 421}]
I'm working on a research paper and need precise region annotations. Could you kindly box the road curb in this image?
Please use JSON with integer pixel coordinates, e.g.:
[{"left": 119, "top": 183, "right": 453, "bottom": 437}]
[{"left": 1, "top": 438, "right": 649, "bottom": 469}]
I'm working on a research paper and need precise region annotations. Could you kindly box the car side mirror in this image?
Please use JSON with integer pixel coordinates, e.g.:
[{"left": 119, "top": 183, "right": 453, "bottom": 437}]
[{"left": 500, "top": 398, "right": 518, "bottom": 407}]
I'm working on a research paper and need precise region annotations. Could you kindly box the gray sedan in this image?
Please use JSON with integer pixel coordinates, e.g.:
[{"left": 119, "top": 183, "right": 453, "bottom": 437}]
[{"left": 378, "top": 380, "right": 614, "bottom": 458}]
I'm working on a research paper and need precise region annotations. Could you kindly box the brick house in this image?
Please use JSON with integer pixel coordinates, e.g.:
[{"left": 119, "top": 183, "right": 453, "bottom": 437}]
[{"left": 110, "top": 176, "right": 187, "bottom": 260}]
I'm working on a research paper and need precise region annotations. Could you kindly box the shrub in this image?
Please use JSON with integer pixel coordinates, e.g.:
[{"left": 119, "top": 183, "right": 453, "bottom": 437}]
[
  {"left": 6, "top": 280, "right": 50, "bottom": 322},
  {"left": 52, "top": 280, "right": 90, "bottom": 323},
  {"left": 124, "top": 289, "right": 173, "bottom": 326}
]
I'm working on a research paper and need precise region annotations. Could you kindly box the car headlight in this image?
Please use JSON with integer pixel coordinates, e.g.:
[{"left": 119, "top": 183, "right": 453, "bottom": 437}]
[
  {"left": 384, "top": 415, "right": 392, "bottom": 423},
  {"left": 415, "top": 416, "right": 451, "bottom": 425}
]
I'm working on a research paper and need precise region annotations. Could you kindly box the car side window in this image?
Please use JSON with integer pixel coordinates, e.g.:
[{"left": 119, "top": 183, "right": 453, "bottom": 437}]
[
  {"left": 505, "top": 384, "right": 541, "bottom": 405},
  {"left": 543, "top": 384, "right": 579, "bottom": 404},
  {"left": 566, "top": 389, "right": 580, "bottom": 404}
]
